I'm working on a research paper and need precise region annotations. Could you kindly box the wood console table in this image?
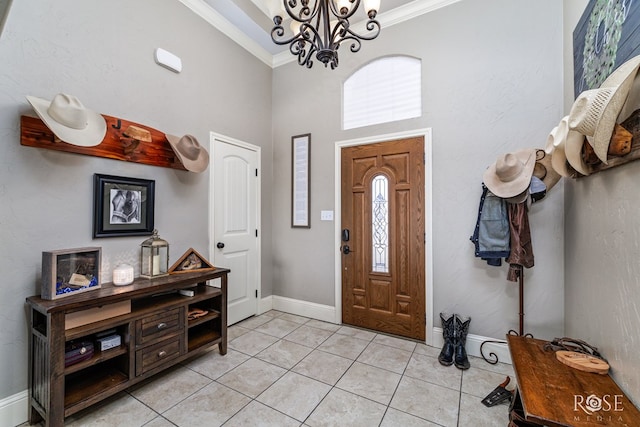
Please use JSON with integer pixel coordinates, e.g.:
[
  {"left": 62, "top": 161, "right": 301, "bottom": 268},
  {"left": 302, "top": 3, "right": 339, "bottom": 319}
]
[
  {"left": 26, "top": 268, "right": 229, "bottom": 426},
  {"left": 507, "top": 335, "right": 640, "bottom": 426}
]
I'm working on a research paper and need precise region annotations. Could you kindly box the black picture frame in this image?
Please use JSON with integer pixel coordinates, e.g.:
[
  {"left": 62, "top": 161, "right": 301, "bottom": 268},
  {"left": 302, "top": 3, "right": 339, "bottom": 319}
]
[
  {"left": 291, "top": 133, "right": 311, "bottom": 228},
  {"left": 93, "top": 174, "right": 155, "bottom": 238}
]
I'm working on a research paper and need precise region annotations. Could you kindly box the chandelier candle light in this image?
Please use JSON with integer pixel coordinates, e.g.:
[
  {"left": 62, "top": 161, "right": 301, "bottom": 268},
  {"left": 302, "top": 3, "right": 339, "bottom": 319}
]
[{"left": 269, "top": 0, "right": 381, "bottom": 69}]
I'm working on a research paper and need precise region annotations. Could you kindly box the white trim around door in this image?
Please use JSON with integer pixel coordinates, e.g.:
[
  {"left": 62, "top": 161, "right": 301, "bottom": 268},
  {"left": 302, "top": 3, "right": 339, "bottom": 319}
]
[{"left": 334, "top": 128, "right": 434, "bottom": 346}]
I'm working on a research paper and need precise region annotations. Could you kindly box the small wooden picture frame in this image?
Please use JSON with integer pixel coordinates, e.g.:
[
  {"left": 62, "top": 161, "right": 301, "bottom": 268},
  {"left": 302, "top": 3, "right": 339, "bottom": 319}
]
[
  {"left": 42, "top": 247, "right": 102, "bottom": 300},
  {"left": 168, "top": 248, "right": 215, "bottom": 274}
]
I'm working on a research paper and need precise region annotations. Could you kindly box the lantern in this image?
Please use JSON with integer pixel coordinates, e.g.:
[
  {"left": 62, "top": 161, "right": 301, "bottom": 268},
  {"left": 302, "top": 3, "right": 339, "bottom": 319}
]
[{"left": 140, "top": 230, "right": 169, "bottom": 278}]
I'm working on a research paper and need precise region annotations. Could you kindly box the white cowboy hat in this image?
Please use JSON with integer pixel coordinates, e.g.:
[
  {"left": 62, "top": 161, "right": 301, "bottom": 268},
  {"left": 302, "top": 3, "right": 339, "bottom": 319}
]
[
  {"left": 483, "top": 148, "right": 536, "bottom": 198},
  {"left": 166, "top": 134, "right": 209, "bottom": 173},
  {"left": 26, "top": 93, "right": 106, "bottom": 147},
  {"left": 546, "top": 117, "right": 581, "bottom": 178},
  {"left": 563, "top": 127, "right": 591, "bottom": 176},
  {"left": 568, "top": 55, "right": 640, "bottom": 164}
]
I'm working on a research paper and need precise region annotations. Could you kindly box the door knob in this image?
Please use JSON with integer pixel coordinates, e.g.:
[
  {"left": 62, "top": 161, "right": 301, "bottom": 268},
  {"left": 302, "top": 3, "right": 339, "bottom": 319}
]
[
  {"left": 342, "top": 245, "right": 351, "bottom": 255},
  {"left": 216, "top": 242, "right": 225, "bottom": 249}
]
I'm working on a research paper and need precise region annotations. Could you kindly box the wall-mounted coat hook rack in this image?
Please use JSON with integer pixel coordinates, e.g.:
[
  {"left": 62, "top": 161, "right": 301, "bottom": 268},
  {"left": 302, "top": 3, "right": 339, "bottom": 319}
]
[
  {"left": 576, "top": 108, "right": 640, "bottom": 177},
  {"left": 20, "top": 114, "right": 187, "bottom": 171}
]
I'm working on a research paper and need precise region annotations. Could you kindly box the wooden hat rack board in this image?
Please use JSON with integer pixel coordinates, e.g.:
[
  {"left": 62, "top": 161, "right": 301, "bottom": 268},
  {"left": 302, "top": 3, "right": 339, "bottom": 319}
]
[
  {"left": 20, "top": 93, "right": 208, "bottom": 172},
  {"left": 478, "top": 54, "right": 640, "bottom": 365}
]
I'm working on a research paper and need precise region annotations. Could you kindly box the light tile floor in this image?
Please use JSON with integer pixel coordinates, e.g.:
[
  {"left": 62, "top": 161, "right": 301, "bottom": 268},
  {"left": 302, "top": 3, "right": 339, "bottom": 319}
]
[{"left": 24, "top": 310, "right": 516, "bottom": 426}]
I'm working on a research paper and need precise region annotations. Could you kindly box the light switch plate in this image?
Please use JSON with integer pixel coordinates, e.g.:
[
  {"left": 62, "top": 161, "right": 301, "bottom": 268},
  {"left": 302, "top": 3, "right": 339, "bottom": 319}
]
[{"left": 320, "top": 210, "right": 334, "bottom": 221}]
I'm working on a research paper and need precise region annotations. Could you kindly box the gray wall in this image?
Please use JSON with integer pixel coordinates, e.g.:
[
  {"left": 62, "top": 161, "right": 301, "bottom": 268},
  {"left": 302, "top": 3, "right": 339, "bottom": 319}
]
[
  {"left": 271, "top": 0, "right": 565, "bottom": 340},
  {"left": 563, "top": 0, "right": 640, "bottom": 407},
  {"left": 0, "top": 0, "right": 272, "bottom": 400}
]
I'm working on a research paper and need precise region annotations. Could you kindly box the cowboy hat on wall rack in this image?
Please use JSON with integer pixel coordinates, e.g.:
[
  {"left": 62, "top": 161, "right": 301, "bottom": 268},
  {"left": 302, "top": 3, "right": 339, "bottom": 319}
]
[
  {"left": 543, "top": 54, "right": 640, "bottom": 178},
  {"left": 568, "top": 55, "right": 640, "bottom": 165},
  {"left": 165, "top": 134, "right": 209, "bottom": 173},
  {"left": 21, "top": 93, "right": 190, "bottom": 171},
  {"left": 26, "top": 93, "right": 106, "bottom": 147}
]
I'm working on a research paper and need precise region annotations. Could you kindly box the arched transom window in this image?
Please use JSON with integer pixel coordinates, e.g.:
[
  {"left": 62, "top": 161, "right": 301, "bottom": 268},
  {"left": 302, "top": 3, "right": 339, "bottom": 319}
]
[{"left": 343, "top": 56, "right": 422, "bottom": 130}]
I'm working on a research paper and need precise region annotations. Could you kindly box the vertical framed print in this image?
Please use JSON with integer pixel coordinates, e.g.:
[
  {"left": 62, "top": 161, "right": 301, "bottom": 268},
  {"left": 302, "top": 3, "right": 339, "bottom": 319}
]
[{"left": 291, "top": 134, "right": 311, "bottom": 228}]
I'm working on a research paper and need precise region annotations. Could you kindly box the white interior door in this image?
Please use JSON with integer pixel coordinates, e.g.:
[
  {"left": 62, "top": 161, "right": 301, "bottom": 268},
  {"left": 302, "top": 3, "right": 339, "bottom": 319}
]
[{"left": 211, "top": 134, "right": 260, "bottom": 326}]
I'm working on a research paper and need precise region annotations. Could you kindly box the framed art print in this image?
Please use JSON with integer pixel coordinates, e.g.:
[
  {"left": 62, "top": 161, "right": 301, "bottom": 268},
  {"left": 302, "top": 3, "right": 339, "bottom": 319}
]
[
  {"left": 93, "top": 174, "right": 155, "bottom": 237},
  {"left": 291, "top": 133, "right": 311, "bottom": 228}
]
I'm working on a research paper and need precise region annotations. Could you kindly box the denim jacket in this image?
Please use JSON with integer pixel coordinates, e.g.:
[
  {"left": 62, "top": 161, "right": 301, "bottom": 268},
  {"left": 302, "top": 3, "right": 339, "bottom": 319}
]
[{"left": 470, "top": 184, "right": 510, "bottom": 266}]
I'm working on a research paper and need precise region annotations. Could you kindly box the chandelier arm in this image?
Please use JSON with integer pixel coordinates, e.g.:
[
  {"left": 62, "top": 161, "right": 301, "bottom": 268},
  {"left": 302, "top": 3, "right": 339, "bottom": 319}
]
[
  {"left": 337, "top": 35, "right": 363, "bottom": 53},
  {"left": 300, "top": 22, "right": 324, "bottom": 49},
  {"left": 271, "top": 24, "right": 304, "bottom": 46},
  {"left": 327, "top": 0, "right": 362, "bottom": 20},
  {"left": 291, "top": 40, "right": 316, "bottom": 68},
  {"left": 340, "top": 19, "right": 380, "bottom": 41},
  {"left": 304, "top": 44, "right": 317, "bottom": 68},
  {"left": 284, "top": 0, "right": 320, "bottom": 22}
]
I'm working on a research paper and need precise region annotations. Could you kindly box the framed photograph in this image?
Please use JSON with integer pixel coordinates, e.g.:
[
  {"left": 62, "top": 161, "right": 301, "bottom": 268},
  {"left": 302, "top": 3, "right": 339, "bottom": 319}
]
[
  {"left": 42, "top": 247, "right": 101, "bottom": 300},
  {"left": 291, "top": 133, "right": 311, "bottom": 228},
  {"left": 169, "top": 247, "right": 215, "bottom": 274},
  {"left": 93, "top": 174, "right": 155, "bottom": 238}
]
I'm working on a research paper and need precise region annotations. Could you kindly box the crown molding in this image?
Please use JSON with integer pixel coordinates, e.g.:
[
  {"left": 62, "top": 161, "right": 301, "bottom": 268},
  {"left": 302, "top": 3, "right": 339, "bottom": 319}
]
[
  {"left": 177, "top": 0, "right": 275, "bottom": 67},
  {"left": 381, "top": 0, "right": 461, "bottom": 28},
  {"left": 179, "top": 0, "right": 461, "bottom": 69}
]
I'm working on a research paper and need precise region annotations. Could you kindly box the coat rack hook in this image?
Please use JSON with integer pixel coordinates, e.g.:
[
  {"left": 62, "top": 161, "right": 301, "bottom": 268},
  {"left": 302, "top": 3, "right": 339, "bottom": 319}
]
[
  {"left": 112, "top": 119, "right": 121, "bottom": 130},
  {"left": 120, "top": 125, "right": 151, "bottom": 155}
]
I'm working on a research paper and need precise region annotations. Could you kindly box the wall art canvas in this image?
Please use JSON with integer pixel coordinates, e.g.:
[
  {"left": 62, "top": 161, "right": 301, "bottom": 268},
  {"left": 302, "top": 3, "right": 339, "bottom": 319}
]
[{"left": 574, "top": 0, "right": 640, "bottom": 97}]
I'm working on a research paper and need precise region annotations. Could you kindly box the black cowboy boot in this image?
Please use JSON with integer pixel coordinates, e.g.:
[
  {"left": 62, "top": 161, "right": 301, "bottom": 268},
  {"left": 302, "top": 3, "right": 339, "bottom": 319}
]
[
  {"left": 438, "top": 312, "right": 456, "bottom": 366},
  {"left": 454, "top": 314, "right": 471, "bottom": 370}
]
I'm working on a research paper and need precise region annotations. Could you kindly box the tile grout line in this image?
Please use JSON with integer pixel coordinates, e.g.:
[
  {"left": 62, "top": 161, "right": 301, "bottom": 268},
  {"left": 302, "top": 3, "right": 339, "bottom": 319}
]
[
  {"left": 207, "top": 312, "right": 494, "bottom": 426},
  {"left": 234, "top": 315, "right": 442, "bottom": 426}
]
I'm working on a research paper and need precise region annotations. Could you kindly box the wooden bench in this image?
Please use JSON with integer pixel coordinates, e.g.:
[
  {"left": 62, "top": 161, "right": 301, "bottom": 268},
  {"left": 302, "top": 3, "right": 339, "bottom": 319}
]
[{"left": 507, "top": 335, "right": 640, "bottom": 426}]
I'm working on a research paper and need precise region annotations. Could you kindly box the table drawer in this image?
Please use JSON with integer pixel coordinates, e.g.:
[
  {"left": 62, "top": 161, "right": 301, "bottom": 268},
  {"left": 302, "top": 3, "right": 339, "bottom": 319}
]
[
  {"left": 135, "top": 335, "right": 183, "bottom": 376},
  {"left": 136, "top": 307, "right": 183, "bottom": 345}
]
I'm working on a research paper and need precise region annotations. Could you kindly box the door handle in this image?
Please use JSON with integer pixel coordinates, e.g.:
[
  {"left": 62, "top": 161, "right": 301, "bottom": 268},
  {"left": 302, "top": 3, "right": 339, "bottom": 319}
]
[
  {"left": 342, "top": 245, "right": 351, "bottom": 255},
  {"left": 216, "top": 242, "right": 225, "bottom": 249}
]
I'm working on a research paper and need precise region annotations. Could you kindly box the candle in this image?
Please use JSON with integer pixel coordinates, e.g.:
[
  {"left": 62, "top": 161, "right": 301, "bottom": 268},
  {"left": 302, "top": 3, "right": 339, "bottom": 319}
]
[{"left": 152, "top": 255, "right": 160, "bottom": 275}]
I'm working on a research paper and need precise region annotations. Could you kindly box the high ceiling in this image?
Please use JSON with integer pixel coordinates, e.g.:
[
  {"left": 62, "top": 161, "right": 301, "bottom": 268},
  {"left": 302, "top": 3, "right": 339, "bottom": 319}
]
[{"left": 178, "top": 0, "right": 461, "bottom": 67}]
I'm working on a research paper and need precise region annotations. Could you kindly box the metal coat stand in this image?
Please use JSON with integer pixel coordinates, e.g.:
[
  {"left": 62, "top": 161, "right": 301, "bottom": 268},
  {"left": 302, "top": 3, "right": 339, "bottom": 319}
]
[{"left": 480, "top": 265, "right": 533, "bottom": 364}]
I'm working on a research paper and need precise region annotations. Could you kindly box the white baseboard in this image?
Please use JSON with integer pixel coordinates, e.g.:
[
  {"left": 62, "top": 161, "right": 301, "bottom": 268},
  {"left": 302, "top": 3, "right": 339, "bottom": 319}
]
[
  {"left": 270, "top": 295, "right": 337, "bottom": 323},
  {"left": 0, "top": 390, "right": 28, "bottom": 427},
  {"left": 432, "top": 327, "right": 512, "bottom": 365},
  {"left": 263, "top": 295, "right": 511, "bottom": 365},
  {"left": 259, "top": 295, "right": 273, "bottom": 314}
]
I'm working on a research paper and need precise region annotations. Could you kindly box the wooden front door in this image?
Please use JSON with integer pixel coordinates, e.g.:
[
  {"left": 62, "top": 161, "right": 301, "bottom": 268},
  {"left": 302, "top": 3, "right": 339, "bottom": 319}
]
[{"left": 341, "top": 137, "right": 425, "bottom": 340}]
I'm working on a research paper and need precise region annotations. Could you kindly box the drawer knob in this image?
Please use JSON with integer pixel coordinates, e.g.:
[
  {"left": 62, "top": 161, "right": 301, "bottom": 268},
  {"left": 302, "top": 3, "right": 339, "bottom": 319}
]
[
  {"left": 158, "top": 350, "right": 167, "bottom": 358},
  {"left": 157, "top": 322, "right": 167, "bottom": 329}
]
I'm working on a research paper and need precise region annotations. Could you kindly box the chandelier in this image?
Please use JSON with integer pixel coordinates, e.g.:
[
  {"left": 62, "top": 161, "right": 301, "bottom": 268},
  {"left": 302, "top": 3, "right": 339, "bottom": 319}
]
[{"left": 270, "top": 0, "right": 381, "bottom": 69}]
